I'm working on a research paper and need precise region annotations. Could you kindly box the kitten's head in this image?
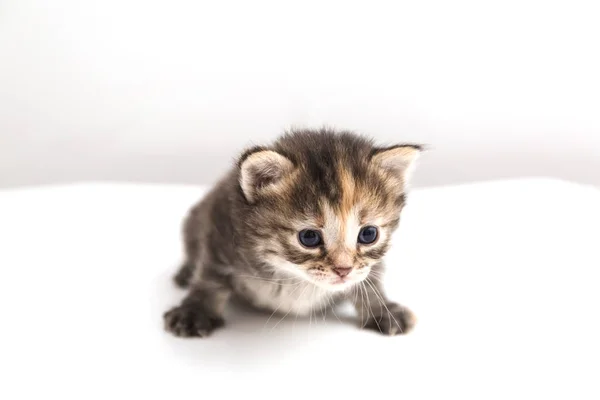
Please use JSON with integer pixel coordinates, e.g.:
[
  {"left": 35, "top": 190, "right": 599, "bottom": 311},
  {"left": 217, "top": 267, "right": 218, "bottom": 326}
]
[{"left": 238, "top": 129, "right": 421, "bottom": 292}]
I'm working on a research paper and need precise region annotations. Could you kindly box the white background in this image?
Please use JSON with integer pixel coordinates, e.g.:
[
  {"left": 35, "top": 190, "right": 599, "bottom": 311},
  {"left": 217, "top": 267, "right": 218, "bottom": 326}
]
[
  {"left": 2, "top": 3, "right": 600, "bottom": 396},
  {"left": 1, "top": 0, "right": 599, "bottom": 189},
  {"left": 1, "top": 179, "right": 599, "bottom": 398}
]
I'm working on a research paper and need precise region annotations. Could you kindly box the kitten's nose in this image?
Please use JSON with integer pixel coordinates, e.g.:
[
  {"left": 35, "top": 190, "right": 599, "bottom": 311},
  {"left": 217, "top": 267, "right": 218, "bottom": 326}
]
[{"left": 332, "top": 267, "right": 352, "bottom": 277}]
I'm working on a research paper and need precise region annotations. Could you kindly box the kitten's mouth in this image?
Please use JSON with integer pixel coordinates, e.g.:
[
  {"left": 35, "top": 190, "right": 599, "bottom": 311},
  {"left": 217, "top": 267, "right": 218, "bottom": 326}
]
[
  {"left": 306, "top": 274, "right": 351, "bottom": 290},
  {"left": 319, "top": 276, "right": 360, "bottom": 291},
  {"left": 306, "top": 269, "right": 369, "bottom": 290}
]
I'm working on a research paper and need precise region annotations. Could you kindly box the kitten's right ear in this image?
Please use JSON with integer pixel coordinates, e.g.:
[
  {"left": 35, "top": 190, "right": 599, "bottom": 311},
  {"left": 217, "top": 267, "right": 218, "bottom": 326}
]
[{"left": 238, "top": 148, "right": 294, "bottom": 203}]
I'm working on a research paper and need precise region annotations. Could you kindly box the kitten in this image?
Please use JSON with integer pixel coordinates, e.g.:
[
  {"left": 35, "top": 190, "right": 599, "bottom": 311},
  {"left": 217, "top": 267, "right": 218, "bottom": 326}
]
[{"left": 163, "top": 128, "right": 422, "bottom": 337}]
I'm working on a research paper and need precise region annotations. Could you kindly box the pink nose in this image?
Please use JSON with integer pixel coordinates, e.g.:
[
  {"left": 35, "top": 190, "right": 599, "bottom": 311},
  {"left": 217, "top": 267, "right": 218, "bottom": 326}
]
[{"left": 332, "top": 267, "right": 352, "bottom": 277}]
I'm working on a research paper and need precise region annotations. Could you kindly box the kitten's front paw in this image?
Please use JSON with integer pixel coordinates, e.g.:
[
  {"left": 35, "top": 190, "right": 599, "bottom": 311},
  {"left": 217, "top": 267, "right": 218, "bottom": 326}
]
[
  {"left": 364, "top": 304, "right": 416, "bottom": 336},
  {"left": 163, "top": 305, "right": 224, "bottom": 338}
]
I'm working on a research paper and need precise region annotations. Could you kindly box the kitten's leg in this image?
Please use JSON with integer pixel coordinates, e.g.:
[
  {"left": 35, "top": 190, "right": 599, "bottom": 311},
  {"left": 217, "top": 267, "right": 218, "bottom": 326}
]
[
  {"left": 351, "top": 278, "right": 416, "bottom": 336},
  {"left": 163, "top": 281, "right": 231, "bottom": 338},
  {"left": 174, "top": 207, "right": 203, "bottom": 289},
  {"left": 173, "top": 261, "right": 194, "bottom": 288}
]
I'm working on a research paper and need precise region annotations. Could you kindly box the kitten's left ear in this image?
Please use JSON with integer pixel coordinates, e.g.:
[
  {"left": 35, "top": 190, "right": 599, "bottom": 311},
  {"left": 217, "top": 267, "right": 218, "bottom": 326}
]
[{"left": 370, "top": 145, "right": 422, "bottom": 186}]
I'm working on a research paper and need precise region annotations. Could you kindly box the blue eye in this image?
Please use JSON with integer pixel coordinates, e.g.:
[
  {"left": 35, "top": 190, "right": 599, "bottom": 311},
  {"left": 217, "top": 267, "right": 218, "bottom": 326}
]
[
  {"left": 358, "top": 226, "right": 378, "bottom": 245},
  {"left": 298, "top": 229, "right": 322, "bottom": 248}
]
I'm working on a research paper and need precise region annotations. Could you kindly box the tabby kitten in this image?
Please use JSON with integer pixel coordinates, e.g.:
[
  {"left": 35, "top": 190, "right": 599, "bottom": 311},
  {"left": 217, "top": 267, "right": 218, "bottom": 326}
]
[{"left": 163, "top": 128, "right": 422, "bottom": 337}]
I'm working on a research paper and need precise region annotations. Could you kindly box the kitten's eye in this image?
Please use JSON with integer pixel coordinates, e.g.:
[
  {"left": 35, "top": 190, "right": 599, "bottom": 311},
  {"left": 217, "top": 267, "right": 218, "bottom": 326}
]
[
  {"left": 358, "top": 226, "right": 378, "bottom": 245},
  {"left": 298, "top": 229, "right": 322, "bottom": 248}
]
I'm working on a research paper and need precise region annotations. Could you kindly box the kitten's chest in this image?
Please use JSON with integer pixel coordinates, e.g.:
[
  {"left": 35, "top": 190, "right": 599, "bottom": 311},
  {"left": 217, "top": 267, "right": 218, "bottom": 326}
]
[{"left": 234, "top": 278, "right": 328, "bottom": 316}]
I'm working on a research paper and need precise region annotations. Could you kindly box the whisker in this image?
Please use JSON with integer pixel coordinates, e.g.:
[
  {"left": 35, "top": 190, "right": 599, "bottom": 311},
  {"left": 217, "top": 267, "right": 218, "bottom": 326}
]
[
  {"left": 366, "top": 281, "right": 384, "bottom": 328},
  {"left": 263, "top": 282, "right": 304, "bottom": 332},
  {"left": 326, "top": 295, "right": 342, "bottom": 324},
  {"left": 234, "top": 274, "right": 301, "bottom": 284},
  {"left": 353, "top": 285, "right": 359, "bottom": 312},
  {"left": 366, "top": 278, "right": 403, "bottom": 333},
  {"left": 270, "top": 304, "right": 295, "bottom": 332},
  {"left": 367, "top": 270, "right": 385, "bottom": 278},
  {"left": 367, "top": 279, "right": 384, "bottom": 317},
  {"left": 358, "top": 283, "right": 367, "bottom": 328},
  {"left": 366, "top": 272, "right": 385, "bottom": 284},
  {"left": 362, "top": 282, "right": 381, "bottom": 332},
  {"left": 270, "top": 282, "right": 309, "bottom": 332}
]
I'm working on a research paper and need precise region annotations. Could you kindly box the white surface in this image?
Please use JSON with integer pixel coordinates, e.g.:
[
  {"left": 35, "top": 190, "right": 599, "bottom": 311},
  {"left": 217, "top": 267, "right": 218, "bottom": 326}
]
[
  {"left": 2, "top": 0, "right": 600, "bottom": 188},
  {"left": 0, "top": 178, "right": 599, "bottom": 399}
]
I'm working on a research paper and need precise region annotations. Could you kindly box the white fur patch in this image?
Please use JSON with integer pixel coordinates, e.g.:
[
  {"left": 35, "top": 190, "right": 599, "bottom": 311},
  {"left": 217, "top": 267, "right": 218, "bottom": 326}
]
[
  {"left": 243, "top": 278, "right": 329, "bottom": 316},
  {"left": 344, "top": 208, "right": 361, "bottom": 249},
  {"left": 240, "top": 257, "right": 330, "bottom": 315},
  {"left": 321, "top": 203, "right": 359, "bottom": 246},
  {"left": 321, "top": 202, "right": 341, "bottom": 246}
]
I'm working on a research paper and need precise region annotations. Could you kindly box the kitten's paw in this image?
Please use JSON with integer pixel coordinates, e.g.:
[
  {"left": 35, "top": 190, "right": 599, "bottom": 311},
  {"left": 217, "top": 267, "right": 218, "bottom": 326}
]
[
  {"left": 163, "top": 305, "right": 224, "bottom": 338},
  {"left": 364, "top": 304, "right": 416, "bottom": 336}
]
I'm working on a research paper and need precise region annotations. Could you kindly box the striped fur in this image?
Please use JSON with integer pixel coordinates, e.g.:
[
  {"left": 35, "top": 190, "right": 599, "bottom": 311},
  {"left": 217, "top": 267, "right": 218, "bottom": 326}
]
[{"left": 163, "top": 128, "right": 422, "bottom": 338}]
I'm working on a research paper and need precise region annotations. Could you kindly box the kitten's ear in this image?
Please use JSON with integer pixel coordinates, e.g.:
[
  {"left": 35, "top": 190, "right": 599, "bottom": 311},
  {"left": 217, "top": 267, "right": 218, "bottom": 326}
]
[
  {"left": 239, "top": 149, "right": 294, "bottom": 203},
  {"left": 370, "top": 145, "right": 422, "bottom": 186}
]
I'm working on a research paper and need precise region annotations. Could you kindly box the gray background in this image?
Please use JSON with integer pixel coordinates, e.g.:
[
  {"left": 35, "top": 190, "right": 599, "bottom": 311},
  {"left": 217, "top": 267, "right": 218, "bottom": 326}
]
[{"left": 2, "top": 0, "right": 599, "bottom": 189}]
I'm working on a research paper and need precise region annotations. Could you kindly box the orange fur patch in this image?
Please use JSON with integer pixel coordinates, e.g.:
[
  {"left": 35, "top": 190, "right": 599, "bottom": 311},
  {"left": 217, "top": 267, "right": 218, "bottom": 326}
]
[{"left": 337, "top": 164, "right": 356, "bottom": 244}]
